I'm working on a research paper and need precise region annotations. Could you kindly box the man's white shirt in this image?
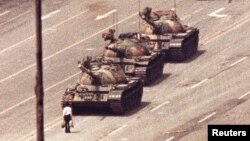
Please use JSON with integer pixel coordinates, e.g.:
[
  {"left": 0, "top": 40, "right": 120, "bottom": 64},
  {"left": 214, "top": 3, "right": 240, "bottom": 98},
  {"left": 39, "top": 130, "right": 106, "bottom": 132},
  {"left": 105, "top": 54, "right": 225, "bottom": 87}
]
[{"left": 63, "top": 106, "right": 72, "bottom": 116}]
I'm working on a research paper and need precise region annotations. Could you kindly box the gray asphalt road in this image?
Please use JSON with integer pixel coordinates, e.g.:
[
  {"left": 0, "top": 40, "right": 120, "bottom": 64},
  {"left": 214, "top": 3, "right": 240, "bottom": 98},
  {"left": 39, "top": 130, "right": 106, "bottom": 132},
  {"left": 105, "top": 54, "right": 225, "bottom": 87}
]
[{"left": 0, "top": 0, "right": 249, "bottom": 141}]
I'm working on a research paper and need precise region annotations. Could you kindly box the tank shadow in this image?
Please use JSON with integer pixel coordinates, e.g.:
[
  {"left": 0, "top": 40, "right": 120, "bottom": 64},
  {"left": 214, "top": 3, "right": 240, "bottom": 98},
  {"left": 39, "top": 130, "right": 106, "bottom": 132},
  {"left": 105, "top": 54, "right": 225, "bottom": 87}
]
[
  {"left": 123, "top": 101, "right": 151, "bottom": 117},
  {"left": 147, "top": 73, "right": 171, "bottom": 87},
  {"left": 73, "top": 102, "right": 150, "bottom": 117},
  {"left": 165, "top": 50, "right": 205, "bottom": 63},
  {"left": 183, "top": 50, "right": 206, "bottom": 63}
]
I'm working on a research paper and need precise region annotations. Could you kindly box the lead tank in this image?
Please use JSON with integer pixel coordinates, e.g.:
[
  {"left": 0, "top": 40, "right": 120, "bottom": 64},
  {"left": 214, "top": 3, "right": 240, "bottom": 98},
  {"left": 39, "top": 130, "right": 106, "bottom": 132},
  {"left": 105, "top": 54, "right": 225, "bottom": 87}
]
[
  {"left": 61, "top": 58, "right": 143, "bottom": 115},
  {"left": 139, "top": 7, "right": 199, "bottom": 61},
  {"left": 102, "top": 29, "right": 164, "bottom": 85}
]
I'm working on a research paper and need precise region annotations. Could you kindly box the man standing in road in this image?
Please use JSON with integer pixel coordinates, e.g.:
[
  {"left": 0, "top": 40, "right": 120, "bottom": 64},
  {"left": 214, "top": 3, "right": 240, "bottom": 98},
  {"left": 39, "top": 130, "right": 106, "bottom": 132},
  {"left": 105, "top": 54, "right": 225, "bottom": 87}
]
[{"left": 63, "top": 102, "right": 73, "bottom": 133}]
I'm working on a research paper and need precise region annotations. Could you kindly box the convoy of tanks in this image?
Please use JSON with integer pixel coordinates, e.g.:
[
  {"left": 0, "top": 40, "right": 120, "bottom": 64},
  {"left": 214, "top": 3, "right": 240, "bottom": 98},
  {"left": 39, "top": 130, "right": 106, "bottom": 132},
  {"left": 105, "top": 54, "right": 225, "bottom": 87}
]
[{"left": 61, "top": 7, "right": 200, "bottom": 114}]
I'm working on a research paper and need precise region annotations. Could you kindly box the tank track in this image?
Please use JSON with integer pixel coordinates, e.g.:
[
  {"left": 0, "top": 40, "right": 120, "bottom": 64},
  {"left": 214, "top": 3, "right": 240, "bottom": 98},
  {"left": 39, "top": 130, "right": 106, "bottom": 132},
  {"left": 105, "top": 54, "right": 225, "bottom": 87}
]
[
  {"left": 136, "top": 56, "right": 164, "bottom": 85},
  {"left": 110, "top": 82, "right": 143, "bottom": 114},
  {"left": 169, "top": 30, "right": 199, "bottom": 62}
]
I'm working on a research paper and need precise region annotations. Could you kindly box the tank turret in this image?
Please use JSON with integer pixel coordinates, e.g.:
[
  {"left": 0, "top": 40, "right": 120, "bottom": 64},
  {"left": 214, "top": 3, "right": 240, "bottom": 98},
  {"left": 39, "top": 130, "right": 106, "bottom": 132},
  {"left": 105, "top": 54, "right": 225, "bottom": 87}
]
[
  {"left": 103, "top": 29, "right": 150, "bottom": 58},
  {"left": 139, "top": 6, "right": 185, "bottom": 35}
]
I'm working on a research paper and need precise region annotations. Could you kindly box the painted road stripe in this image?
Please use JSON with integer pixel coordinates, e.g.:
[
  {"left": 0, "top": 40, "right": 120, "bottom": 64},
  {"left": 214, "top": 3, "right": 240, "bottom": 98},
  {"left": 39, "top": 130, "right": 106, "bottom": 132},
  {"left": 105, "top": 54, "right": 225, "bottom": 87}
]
[
  {"left": 0, "top": 12, "right": 137, "bottom": 84},
  {"left": 150, "top": 101, "right": 170, "bottom": 112},
  {"left": 192, "top": 8, "right": 203, "bottom": 14},
  {"left": 181, "top": 8, "right": 203, "bottom": 20},
  {"left": 230, "top": 57, "right": 247, "bottom": 67},
  {"left": 0, "top": 12, "right": 138, "bottom": 116},
  {"left": 1, "top": 6, "right": 249, "bottom": 117},
  {"left": 108, "top": 124, "right": 127, "bottom": 136},
  {"left": 0, "top": 10, "right": 31, "bottom": 27},
  {"left": 0, "top": 9, "right": 89, "bottom": 55},
  {"left": 208, "top": 8, "right": 227, "bottom": 18},
  {"left": 191, "top": 78, "right": 208, "bottom": 89},
  {"left": 0, "top": 72, "right": 80, "bottom": 116},
  {"left": 95, "top": 9, "right": 117, "bottom": 20},
  {"left": 165, "top": 136, "right": 175, "bottom": 141},
  {"left": 198, "top": 112, "right": 216, "bottom": 123},
  {"left": 86, "top": 48, "right": 94, "bottom": 51},
  {"left": 202, "top": 12, "right": 250, "bottom": 45},
  {"left": 42, "top": 10, "right": 60, "bottom": 20},
  {"left": 19, "top": 117, "right": 89, "bottom": 141},
  {"left": 238, "top": 91, "right": 250, "bottom": 100},
  {"left": 17, "top": 117, "right": 61, "bottom": 141},
  {"left": 0, "top": 10, "right": 10, "bottom": 17}
]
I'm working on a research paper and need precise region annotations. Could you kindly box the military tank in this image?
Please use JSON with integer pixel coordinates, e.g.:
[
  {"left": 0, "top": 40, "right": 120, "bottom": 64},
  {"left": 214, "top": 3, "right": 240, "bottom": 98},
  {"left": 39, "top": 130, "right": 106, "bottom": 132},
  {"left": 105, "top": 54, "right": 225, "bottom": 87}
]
[
  {"left": 101, "top": 29, "right": 164, "bottom": 85},
  {"left": 139, "top": 7, "right": 199, "bottom": 62},
  {"left": 61, "top": 58, "right": 143, "bottom": 115}
]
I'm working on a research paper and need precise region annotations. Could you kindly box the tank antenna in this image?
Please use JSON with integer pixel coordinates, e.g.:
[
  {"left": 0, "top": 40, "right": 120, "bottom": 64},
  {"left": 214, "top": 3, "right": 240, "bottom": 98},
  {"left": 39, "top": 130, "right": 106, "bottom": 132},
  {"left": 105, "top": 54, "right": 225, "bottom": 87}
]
[
  {"left": 138, "top": 0, "right": 141, "bottom": 39},
  {"left": 174, "top": 0, "right": 177, "bottom": 13},
  {"left": 112, "top": 0, "right": 118, "bottom": 37},
  {"left": 116, "top": 6, "right": 118, "bottom": 35}
]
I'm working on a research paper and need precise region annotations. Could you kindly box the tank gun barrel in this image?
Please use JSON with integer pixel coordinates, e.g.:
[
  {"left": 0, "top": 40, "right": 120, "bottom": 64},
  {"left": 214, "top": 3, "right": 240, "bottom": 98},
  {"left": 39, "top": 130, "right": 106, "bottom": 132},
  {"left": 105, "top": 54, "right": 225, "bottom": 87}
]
[{"left": 105, "top": 46, "right": 123, "bottom": 53}]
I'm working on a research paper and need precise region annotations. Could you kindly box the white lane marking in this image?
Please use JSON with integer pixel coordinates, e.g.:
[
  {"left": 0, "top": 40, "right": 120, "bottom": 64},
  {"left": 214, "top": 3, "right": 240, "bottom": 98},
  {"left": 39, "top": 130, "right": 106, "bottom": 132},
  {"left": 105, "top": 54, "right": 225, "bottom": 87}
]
[
  {"left": 48, "top": 9, "right": 88, "bottom": 30},
  {"left": 17, "top": 117, "right": 61, "bottom": 141},
  {"left": 86, "top": 48, "right": 94, "bottom": 51},
  {"left": 150, "top": 101, "right": 170, "bottom": 112},
  {"left": 144, "top": 88, "right": 150, "bottom": 92},
  {"left": 181, "top": 15, "right": 191, "bottom": 20},
  {"left": 208, "top": 8, "right": 227, "bottom": 18},
  {"left": 0, "top": 36, "right": 34, "bottom": 54},
  {"left": 0, "top": 10, "right": 31, "bottom": 27},
  {"left": 0, "top": 10, "right": 10, "bottom": 17},
  {"left": 0, "top": 9, "right": 89, "bottom": 55},
  {"left": 238, "top": 91, "right": 250, "bottom": 100},
  {"left": 191, "top": 78, "right": 208, "bottom": 89},
  {"left": 0, "top": 96, "right": 35, "bottom": 116},
  {"left": 0, "top": 12, "right": 138, "bottom": 116},
  {"left": 0, "top": 72, "right": 80, "bottom": 116},
  {"left": 0, "top": 63, "right": 35, "bottom": 83},
  {"left": 230, "top": 57, "right": 247, "bottom": 67},
  {"left": 108, "top": 124, "right": 127, "bottom": 136},
  {"left": 165, "top": 136, "right": 175, "bottom": 141},
  {"left": 95, "top": 9, "right": 117, "bottom": 20},
  {"left": 202, "top": 12, "right": 250, "bottom": 45},
  {"left": 0, "top": 12, "right": 137, "bottom": 84},
  {"left": 42, "top": 10, "right": 60, "bottom": 20},
  {"left": 181, "top": 8, "right": 203, "bottom": 20},
  {"left": 19, "top": 117, "right": 89, "bottom": 141},
  {"left": 198, "top": 112, "right": 216, "bottom": 123},
  {"left": 192, "top": 8, "right": 203, "bottom": 14}
]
